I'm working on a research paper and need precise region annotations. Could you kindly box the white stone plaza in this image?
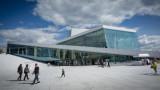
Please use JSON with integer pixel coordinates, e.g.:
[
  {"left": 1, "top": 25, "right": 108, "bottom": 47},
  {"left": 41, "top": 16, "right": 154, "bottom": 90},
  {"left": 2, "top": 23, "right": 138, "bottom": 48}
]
[{"left": 0, "top": 54, "right": 160, "bottom": 90}]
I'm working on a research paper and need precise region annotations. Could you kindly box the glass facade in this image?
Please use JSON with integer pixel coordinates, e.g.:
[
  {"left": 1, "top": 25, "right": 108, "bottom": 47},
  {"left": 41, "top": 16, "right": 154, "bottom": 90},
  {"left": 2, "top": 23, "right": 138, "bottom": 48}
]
[
  {"left": 7, "top": 44, "right": 59, "bottom": 61},
  {"left": 27, "top": 47, "right": 34, "bottom": 56},
  {"left": 7, "top": 44, "right": 34, "bottom": 56},
  {"left": 58, "top": 29, "right": 106, "bottom": 48},
  {"left": 7, "top": 43, "right": 137, "bottom": 65},
  {"left": 59, "top": 28, "right": 139, "bottom": 50},
  {"left": 104, "top": 29, "right": 139, "bottom": 50},
  {"left": 7, "top": 27, "right": 139, "bottom": 65}
]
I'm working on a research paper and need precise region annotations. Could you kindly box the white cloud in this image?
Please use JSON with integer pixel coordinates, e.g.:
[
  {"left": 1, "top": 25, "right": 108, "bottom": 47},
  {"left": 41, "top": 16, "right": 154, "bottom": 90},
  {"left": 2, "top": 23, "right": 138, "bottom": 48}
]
[
  {"left": 33, "top": 0, "right": 160, "bottom": 25},
  {"left": 138, "top": 34, "right": 160, "bottom": 51},
  {"left": 0, "top": 26, "right": 63, "bottom": 45},
  {"left": 71, "top": 24, "right": 101, "bottom": 29}
]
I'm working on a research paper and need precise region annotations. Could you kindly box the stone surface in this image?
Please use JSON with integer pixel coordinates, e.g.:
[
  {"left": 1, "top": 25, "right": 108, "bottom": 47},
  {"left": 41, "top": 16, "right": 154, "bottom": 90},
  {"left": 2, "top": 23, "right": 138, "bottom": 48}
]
[{"left": 0, "top": 54, "right": 160, "bottom": 90}]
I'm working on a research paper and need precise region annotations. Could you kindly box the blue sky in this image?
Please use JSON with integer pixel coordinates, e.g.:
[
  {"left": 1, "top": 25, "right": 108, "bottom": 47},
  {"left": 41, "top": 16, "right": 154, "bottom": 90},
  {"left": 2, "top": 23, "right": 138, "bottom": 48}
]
[
  {"left": 0, "top": 0, "right": 160, "bottom": 51},
  {"left": 0, "top": 0, "right": 53, "bottom": 29},
  {"left": 120, "top": 15, "right": 160, "bottom": 35}
]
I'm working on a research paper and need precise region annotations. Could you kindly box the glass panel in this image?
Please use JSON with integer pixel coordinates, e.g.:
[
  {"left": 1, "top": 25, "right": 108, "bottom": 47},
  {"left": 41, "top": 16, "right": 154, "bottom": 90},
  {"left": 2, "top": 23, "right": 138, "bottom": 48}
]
[
  {"left": 37, "top": 47, "right": 57, "bottom": 58},
  {"left": 59, "top": 29, "right": 106, "bottom": 48},
  {"left": 104, "top": 29, "right": 139, "bottom": 50},
  {"left": 37, "top": 47, "right": 49, "bottom": 57},
  {"left": 49, "top": 49, "right": 56, "bottom": 58},
  {"left": 27, "top": 47, "right": 34, "bottom": 56}
]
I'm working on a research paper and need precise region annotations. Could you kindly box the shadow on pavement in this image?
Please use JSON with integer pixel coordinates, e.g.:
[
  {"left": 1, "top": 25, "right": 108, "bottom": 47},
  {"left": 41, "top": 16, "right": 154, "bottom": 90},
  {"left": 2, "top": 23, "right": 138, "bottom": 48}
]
[
  {"left": 7, "top": 80, "right": 34, "bottom": 85},
  {"left": 6, "top": 80, "right": 20, "bottom": 81},
  {"left": 142, "top": 73, "right": 160, "bottom": 76},
  {"left": 18, "top": 82, "right": 33, "bottom": 85}
]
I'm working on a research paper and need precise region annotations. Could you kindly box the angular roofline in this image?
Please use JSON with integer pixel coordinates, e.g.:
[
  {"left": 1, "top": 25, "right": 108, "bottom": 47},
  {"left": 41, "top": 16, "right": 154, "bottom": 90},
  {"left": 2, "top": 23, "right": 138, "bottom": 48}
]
[
  {"left": 57, "top": 26, "right": 102, "bottom": 44},
  {"left": 102, "top": 25, "right": 137, "bottom": 32},
  {"left": 57, "top": 25, "right": 137, "bottom": 44}
]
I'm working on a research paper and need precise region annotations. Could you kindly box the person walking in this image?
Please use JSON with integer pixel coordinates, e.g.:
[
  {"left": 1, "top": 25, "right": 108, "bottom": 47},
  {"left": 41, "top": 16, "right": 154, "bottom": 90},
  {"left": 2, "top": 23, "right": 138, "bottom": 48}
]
[
  {"left": 17, "top": 64, "right": 23, "bottom": 81},
  {"left": 151, "top": 61, "right": 158, "bottom": 74},
  {"left": 32, "top": 63, "right": 40, "bottom": 84},
  {"left": 99, "top": 58, "right": 104, "bottom": 67},
  {"left": 107, "top": 59, "right": 110, "bottom": 67},
  {"left": 146, "top": 58, "right": 150, "bottom": 65},
  {"left": 61, "top": 68, "right": 65, "bottom": 78},
  {"left": 23, "top": 64, "right": 30, "bottom": 80}
]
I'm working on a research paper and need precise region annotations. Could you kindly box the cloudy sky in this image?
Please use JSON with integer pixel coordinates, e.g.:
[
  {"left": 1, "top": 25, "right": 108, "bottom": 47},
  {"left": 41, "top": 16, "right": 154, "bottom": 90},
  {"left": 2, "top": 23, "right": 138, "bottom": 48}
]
[{"left": 0, "top": 0, "right": 160, "bottom": 51}]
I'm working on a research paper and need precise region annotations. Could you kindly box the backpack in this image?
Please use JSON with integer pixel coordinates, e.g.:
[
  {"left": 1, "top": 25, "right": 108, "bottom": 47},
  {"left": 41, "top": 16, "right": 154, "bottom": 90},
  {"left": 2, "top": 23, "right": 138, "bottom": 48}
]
[{"left": 24, "top": 67, "right": 29, "bottom": 73}]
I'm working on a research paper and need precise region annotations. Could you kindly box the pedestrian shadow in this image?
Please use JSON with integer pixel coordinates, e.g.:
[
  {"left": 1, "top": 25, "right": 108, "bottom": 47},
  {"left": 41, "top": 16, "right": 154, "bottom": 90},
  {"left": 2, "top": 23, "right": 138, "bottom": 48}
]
[
  {"left": 7, "top": 80, "right": 35, "bottom": 85},
  {"left": 6, "top": 80, "right": 20, "bottom": 82},
  {"left": 18, "top": 82, "right": 33, "bottom": 85},
  {"left": 142, "top": 73, "right": 160, "bottom": 76}
]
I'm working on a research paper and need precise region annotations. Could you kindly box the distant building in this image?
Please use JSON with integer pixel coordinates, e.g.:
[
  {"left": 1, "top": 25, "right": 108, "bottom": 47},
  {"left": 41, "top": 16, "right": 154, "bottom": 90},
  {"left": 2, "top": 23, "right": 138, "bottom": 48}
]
[
  {"left": 6, "top": 25, "right": 159, "bottom": 65},
  {"left": 0, "top": 47, "right": 6, "bottom": 54}
]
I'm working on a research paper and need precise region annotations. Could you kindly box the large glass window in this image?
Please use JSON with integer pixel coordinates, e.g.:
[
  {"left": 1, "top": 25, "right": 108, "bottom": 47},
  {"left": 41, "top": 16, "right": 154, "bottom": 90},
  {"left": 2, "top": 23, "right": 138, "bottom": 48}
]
[
  {"left": 104, "top": 29, "right": 139, "bottom": 50},
  {"left": 50, "top": 49, "right": 56, "bottom": 58},
  {"left": 37, "top": 47, "right": 49, "bottom": 57},
  {"left": 37, "top": 47, "right": 57, "bottom": 58},
  {"left": 59, "top": 28, "right": 139, "bottom": 50},
  {"left": 59, "top": 29, "right": 106, "bottom": 48},
  {"left": 27, "top": 47, "right": 34, "bottom": 56}
]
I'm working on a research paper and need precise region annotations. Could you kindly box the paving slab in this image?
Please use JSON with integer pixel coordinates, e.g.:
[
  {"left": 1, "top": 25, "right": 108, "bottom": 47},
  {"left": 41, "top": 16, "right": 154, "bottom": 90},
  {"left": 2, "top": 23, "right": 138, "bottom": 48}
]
[{"left": 0, "top": 54, "right": 160, "bottom": 90}]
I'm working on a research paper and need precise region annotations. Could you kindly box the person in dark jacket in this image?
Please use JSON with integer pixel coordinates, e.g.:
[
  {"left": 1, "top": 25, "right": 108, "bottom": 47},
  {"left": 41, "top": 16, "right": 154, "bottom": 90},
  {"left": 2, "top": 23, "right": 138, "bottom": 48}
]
[
  {"left": 17, "top": 64, "right": 23, "bottom": 80},
  {"left": 61, "top": 68, "right": 65, "bottom": 78},
  {"left": 32, "top": 63, "right": 40, "bottom": 84},
  {"left": 23, "top": 64, "right": 30, "bottom": 80},
  {"left": 107, "top": 59, "right": 110, "bottom": 67}
]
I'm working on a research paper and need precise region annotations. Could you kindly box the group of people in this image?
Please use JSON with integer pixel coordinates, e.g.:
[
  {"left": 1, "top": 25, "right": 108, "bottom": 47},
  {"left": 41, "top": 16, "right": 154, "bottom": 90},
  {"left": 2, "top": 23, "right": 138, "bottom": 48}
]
[
  {"left": 141, "top": 58, "right": 158, "bottom": 74},
  {"left": 141, "top": 58, "right": 151, "bottom": 65},
  {"left": 17, "top": 63, "right": 40, "bottom": 84},
  {"left": 16, "top": 59, "right": 158, "bottom": 87},
  {"left": 99, "top": 58, "right": 110, "bottom": 68}
]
